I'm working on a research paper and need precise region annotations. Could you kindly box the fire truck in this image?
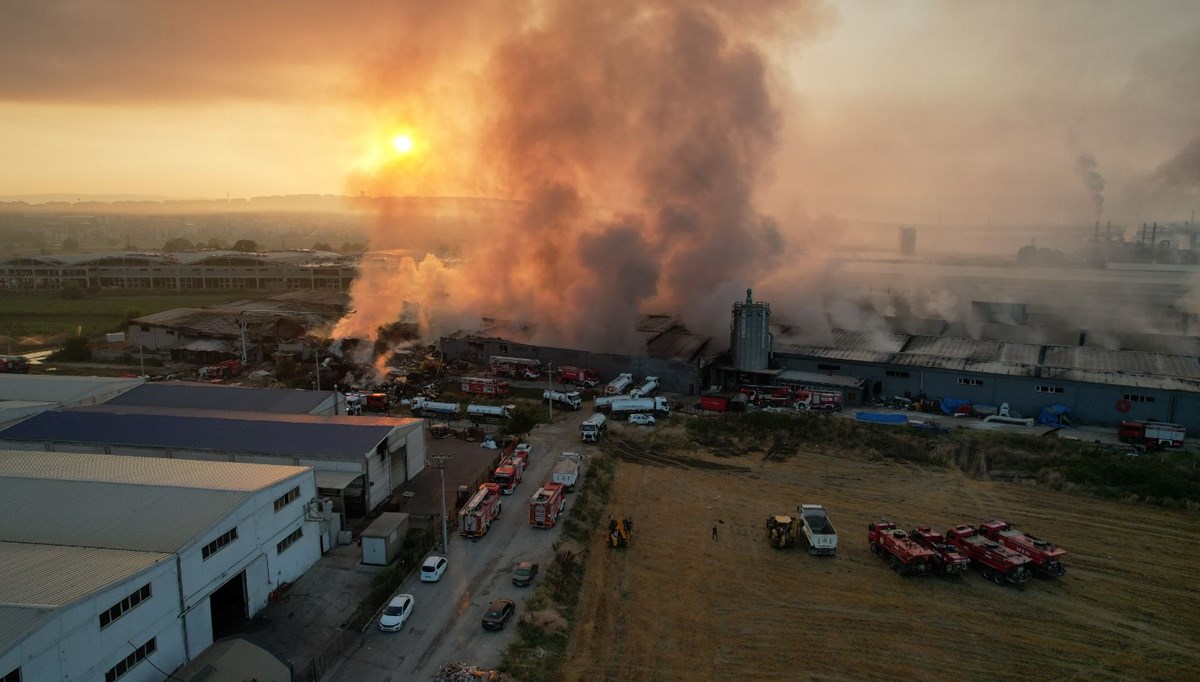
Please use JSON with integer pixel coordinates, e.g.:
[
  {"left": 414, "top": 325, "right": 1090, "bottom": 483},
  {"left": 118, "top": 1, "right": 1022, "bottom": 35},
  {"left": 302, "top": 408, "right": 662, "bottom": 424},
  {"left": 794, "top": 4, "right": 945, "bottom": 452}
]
[
  {"left": 0, "top": 355, "right": 30, "bottom": 373},
  {"left": 908, "top": 526, "right": 969, "bottom": 576},
  {"left": 557, "top": 366, "right": 600, "bottom": 388},
  {"left": 979, "top": 520, "right": 1067, "bottom": 577},
  {"left": 867, "top": 519, "right": 936, "bottom": 576},
  {"left": 492, "top": 446, "right": 530, "bottom": 495},
  {"left": 459, "top": 483, "right": 503, "bottom": 538},
  {"left": 1117, "top": 420, "right": 1186, "bottom": 449},
  {"left": 490, "top": 356, "right": 542, "bottom": 380},
  {"left": 945, "top": 524, "right": 1032, "bottom": 586},
  {"left": 462, "top": 376, "right": 511, "bottom": 397},
  {"left": 528, "top": 482, "right": 567, "bottom": 528}
]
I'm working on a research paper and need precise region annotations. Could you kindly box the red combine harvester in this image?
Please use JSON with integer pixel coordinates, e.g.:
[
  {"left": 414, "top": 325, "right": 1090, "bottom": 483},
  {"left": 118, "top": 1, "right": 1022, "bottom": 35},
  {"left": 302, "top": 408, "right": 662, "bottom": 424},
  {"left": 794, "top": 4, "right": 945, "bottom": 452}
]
[
  {"left": 492, "top": 445, "right": 530, "bottom": 495},
  {"left": 867, "top": 519, "right": 936, "bottom": 576},
  {"left": 945, "top": 525, "right": 1032, "bottom": 586},
  {"left": 557, "top": 366, "right": 600, "bottom": 388},
  {"left": 461, "top": 376, "right": 511, "bottom": 397},
  {"left": 908, "top": 526, "right": 969, "bottom": 576},
  {"left": 459, "top": 483, "right": 503, "bottom": 538},
  {"left": 979, "top": 520, "right": 1067, "bottom": 577},
  {"left": 528, "top": 482, "right": 567, "bottom": 528}
]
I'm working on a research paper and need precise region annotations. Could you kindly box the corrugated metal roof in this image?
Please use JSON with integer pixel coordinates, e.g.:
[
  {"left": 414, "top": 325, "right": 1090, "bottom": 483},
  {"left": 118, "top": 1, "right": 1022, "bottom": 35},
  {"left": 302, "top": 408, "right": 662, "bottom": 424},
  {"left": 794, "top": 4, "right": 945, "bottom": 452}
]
[
  {"left": 0, "top": 542, "right": 169, "bottom": 608},
  {"left": 1043, "top": 346, "right": 1200, "bottom": 378},
  {"left": 106, "top": 383, "right": 332, "bottom": 414},
  {"left": 0, "top": 375, "right": 143, "bottom": 404},
  {"left": 1082, "top": 331, "right": 1200, "bottom": 356},
  {"left": 0, "top": 451, "right": 310, "bottom": 491},
  {"left": 0, "top": 477, "right": 244, "bottom": 552},
  {"left": 645, "top": 329, "right": 709, "bottom": 363},
  {"left": 774, "top": 344, "right": 895, "bottom": 364},
  {"left": 637, "top": 315, "right": 677, "bottom": 334},
  {"left": 1039, "top": 368, "right": 1200, "bottom": 391},
  {"left": 774, "top": 328, "right": 908, "bottom": 353},
  {"left": 902, "top": 336, "right": 1040, "bottom": 364},
  {"left": 0, "top": 410, "right": 410, "bottom": 460},
  {"left": 889, "top": 354, "right": 1037, "bottom": 377}
]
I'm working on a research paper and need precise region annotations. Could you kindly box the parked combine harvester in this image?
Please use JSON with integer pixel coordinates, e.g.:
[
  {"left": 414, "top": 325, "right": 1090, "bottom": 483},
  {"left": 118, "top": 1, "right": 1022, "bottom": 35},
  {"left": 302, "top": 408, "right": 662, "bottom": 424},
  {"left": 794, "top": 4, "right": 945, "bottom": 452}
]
[
  {"left": 607, "top": 516, "right": 632, "bottom": 547},
  {"left": 799, "top": 504, "right": 838, "bottom": 555},
  {"left": 543, "top": 390, "right": 582, "bottom": 410},
  {"left": 462, "top": 376, "right": 510, "bottom": 397},
  {"left": 908, "top": 526, "right": 969, "bottom": 576},
  {"left": 557, "top": 366, "right": 600, "bottom": 388},
  {"left": 467, "top": 403, "right": 513, "bottom": 424},
  {"left": 867, "top": 519, "right": 935, "bottom": 576},
  {"left": 766, "top": 515, "right": 798, "bottom": 549},
  {"left": 492, "top": 445, "right": 529, "bottom": 495},
  {"left": 945, "top": 525, "right": 1032, "bottom": 586},
  {"left": 410, "top": 397, "right": 462, "bottom": 419},
  {"left": 605, "top": 373, "right": 634, "bottom": 395},
  {"left": 459, "top": 483, "right": 503, "bottom": 538},
  {"left": 979, "top": 520, "right": 1067, "bottom": 577},
  {"left": 630, "top": 376, "right": 659, "bottom": 399},
  {"left": 528, "top": 482, "right": 567, "bottom": 528},
  {"left": 610, "top": 396, "right": 671, "bottom": 420},
  {"left": 490, "top": 356, "right": 542, "bottom": 380}
]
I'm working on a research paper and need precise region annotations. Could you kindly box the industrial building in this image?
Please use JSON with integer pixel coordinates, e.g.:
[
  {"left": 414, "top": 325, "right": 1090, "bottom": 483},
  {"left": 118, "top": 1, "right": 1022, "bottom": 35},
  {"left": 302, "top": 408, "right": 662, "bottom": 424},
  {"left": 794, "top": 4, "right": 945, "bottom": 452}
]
[
  {"left": 0, "top": 408, "right": 426, "bottom": 518},
  {"left": 0, "top": 249, "right": 356, "bottom": 292},
  {"left": 104, "top": 381, "right": 347, "bottom": 416},
  {"left": 0, "top": 451, "right": 323, "bottom": 682},
  {"left": 0, "top": 375, "right": 144, "bottom": 427}
]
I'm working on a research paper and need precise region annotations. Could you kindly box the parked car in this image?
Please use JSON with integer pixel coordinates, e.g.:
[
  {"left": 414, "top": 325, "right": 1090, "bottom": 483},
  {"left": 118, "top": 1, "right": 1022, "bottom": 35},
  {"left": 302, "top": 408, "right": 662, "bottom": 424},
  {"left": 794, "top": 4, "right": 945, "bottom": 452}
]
[
  {"left": 481, "top": 599, "right": 515, "bottom": 630},
  {"left": 378, "top": 594, "right": 415, "bottom": 632},
  {"left": 512, "top": 561, "right": 539, "bottom": 587},
  {"left": 628, "top": 413, "right": 656, "bottom": 426},
  {"left": 420, "top": 555, "right": 448, "bottom": 582}
]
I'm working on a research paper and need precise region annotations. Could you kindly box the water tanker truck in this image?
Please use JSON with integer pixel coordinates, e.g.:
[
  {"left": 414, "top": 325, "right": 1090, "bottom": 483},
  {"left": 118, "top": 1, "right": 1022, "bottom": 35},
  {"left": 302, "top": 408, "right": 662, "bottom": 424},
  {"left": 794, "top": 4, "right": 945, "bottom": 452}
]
[
  {"left": 410, "top": 397, "right": 462, "bottom": 419},
  {"left": 630, "top": 376, "right": 659, "bottom": 399},
  {"left": 543, "top": 390, "right": 583, "bottom": 410},
  {"left": 605, "top": 373, "right": 633, "bottom": 395},
  {"left": 467, "top": 403, "right": 514, "bottom": 424},
  {"left": 610, "top": 396, "right": 671, "bottom": 419}
]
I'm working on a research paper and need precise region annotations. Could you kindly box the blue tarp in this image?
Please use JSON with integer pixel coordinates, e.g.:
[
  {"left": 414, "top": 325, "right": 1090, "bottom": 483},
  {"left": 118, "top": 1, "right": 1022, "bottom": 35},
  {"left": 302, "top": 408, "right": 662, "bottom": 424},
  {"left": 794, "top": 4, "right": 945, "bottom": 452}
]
[
  {"left": 855, "top": 411, "right": 909, "bottom": 425},
  {"left": 939, "top": 398, "right": 972, "bottom": 416},
  {"left": 1038, "top": 404, "right": 1072, "bottom": 428}
]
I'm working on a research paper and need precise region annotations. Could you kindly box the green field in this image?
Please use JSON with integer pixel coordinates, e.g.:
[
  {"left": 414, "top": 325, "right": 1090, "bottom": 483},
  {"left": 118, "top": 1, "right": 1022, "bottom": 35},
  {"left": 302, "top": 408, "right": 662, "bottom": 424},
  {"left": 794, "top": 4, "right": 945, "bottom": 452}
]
[{"left": 0, "top": 291, "right": 257, "bottom": 348}]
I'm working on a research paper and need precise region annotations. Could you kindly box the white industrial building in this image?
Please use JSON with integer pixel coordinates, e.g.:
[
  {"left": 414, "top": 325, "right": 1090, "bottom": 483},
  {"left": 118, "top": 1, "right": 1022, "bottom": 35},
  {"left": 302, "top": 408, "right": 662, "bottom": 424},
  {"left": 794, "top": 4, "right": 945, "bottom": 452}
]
[
  {"left": 0, "top": 375, "right": 143, "bottom": 428},
  {"left": 0, "top": 451, "right": 323, "bottom": 682}
]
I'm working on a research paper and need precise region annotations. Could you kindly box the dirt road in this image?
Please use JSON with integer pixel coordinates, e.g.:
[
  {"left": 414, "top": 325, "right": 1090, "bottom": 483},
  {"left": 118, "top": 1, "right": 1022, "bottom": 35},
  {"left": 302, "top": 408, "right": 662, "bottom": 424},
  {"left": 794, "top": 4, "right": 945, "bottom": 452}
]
[{"left": 564, "top": 441, "right": 1200, "bottom": 681}]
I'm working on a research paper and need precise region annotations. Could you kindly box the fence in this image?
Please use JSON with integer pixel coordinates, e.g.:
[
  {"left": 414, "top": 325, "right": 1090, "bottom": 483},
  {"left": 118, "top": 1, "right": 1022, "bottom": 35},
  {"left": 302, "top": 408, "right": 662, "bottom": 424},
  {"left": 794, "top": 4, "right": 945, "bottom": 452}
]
[{"left": 294, "top": 628, "right": 362, "bottom": 682}]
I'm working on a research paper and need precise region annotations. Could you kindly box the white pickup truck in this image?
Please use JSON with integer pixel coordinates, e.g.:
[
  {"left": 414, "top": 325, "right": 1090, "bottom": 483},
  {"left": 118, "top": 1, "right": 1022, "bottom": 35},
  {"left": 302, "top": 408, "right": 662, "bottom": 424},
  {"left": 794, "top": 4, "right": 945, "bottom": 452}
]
[{"left": 799, "top": 504, "right": 838, "bottom": 556}]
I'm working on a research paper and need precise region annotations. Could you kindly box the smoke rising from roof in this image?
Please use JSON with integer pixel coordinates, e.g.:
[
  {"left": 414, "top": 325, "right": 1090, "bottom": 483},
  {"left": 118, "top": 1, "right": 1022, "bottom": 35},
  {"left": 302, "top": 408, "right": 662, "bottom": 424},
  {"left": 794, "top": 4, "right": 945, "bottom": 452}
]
[
  {"left": 336, "top": 1, "right": 827, "bottom": 353},
  {"left": 1074, "top": 153, "right": 1106, "bottom": 217}
]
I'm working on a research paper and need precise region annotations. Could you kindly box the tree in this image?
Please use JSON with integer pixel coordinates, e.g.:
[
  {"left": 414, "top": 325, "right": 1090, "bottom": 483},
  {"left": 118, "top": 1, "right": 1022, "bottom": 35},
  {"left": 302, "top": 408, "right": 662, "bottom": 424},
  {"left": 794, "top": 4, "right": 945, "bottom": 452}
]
[
  {"left": 232, "top": 239, "right": 259, "bottom": 252},
  {"left": 339, "top": 241, "right": 365, "bottom": 254},
  {"left": 206, "top": 237, "right": 225, "bottom": 249},
  {"left": 59, "top": 282, "right": 85, "bottom": 300},
  {"left": 60, "top": 237, "right": 80, "bottom": 252},
  {"left": 500, "top": 405, "right": 542, "bottom": 439},
  {"left": 162, "top": 237, "right": 194, "bottom": 253},
  {"left": 53, "top": 335, "right": 92, "bottom": 362},
  {"left": 312, "top": 242, "right": 333, "bottom": 252}
]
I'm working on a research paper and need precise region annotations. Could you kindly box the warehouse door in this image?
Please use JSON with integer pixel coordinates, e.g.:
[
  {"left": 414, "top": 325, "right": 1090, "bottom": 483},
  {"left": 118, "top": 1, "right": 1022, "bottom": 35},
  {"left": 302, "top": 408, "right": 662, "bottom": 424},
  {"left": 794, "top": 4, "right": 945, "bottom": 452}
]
[
  {"left": 210, "top": 570, "right": 247, "bottom": 641},
  {"left": 388, "top": 443, "right": 408, "bottom": 488}
]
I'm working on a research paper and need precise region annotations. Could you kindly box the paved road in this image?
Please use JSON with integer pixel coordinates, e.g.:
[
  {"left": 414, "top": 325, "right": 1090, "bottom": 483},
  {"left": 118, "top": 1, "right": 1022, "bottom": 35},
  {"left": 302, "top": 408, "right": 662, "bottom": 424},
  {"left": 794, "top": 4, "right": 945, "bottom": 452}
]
[{"left": 329, "top": 407, "right": 591, "bottom": 681}]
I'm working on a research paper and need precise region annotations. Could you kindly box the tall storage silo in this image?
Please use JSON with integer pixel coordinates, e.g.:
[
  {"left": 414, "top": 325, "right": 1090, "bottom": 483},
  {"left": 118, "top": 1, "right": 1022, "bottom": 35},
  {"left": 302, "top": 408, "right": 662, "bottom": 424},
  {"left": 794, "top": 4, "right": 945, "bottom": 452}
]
[{"left": 731, "top": 289, "right": 772, "bottom": 371}]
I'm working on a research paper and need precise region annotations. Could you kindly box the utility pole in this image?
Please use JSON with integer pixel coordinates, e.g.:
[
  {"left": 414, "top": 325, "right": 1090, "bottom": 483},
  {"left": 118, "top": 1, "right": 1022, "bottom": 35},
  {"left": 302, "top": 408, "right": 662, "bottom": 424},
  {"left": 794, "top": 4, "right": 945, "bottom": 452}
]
[
  {"left": 138, "top": 345, "right": 145, "bottom": 378},
  {"left": 433, "top": 454, "right": 452, "bottom": 551},
  {"left": 547, "top": 362, "right": 553, "bottom": 422},
  {"left": 314, "top": 346, "right": 321, "bottom": 391}
]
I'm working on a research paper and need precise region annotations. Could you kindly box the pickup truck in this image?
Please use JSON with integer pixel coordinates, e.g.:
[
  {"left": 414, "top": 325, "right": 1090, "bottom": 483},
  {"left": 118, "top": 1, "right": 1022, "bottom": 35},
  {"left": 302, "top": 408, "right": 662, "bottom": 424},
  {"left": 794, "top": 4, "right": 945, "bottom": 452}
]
[{"left": 799, "top": 504, "right": 838, "bottom": 556}]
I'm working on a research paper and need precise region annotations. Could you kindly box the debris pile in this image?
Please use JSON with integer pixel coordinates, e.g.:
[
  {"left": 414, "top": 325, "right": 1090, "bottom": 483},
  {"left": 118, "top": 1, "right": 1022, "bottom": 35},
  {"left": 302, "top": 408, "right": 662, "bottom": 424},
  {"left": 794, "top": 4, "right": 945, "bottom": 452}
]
[{"left": 432, "top": 662, "right": 500, "bottom": 681}]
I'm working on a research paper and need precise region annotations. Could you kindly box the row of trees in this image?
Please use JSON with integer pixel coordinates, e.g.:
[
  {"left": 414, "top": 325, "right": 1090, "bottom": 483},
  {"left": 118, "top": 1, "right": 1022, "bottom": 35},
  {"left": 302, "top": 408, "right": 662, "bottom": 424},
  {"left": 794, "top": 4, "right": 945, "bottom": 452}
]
[{"left": 161, "top": 238, "right": 365, "bottom": 254}]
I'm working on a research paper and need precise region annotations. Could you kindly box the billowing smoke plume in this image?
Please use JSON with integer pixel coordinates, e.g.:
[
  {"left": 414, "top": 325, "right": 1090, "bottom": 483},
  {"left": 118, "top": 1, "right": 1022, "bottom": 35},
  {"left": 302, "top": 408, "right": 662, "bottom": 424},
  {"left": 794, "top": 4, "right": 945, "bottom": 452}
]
[
  {"left": 336, "top": 1, "right": 827, "bottom": 357},
  {"left": 1153, "top": 137, "right": 1200, "bottom": 191},
  {"left": 1074, "top": 153, "right": 1105, "bottom": 216}
]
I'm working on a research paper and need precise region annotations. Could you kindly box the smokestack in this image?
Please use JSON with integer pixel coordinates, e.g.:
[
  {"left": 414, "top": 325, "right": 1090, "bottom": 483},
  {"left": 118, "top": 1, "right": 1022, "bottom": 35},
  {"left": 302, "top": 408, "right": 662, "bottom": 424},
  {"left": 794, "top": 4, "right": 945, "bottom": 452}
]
[
  {"left": 1151, "top": 222, "right": 1158, "bottom": 246},
  {"left": 1142, "top": 223, "right": 1148, "bottom": 244}
]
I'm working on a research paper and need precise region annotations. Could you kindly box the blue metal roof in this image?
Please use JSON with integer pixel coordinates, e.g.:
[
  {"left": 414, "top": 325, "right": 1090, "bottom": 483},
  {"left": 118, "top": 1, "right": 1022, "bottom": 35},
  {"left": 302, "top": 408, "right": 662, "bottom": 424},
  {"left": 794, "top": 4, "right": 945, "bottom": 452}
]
[
  {"left": 0, "top": 410, "right": 401, "bottom": 460},
  {"left": 106, "top": 383, "right": 331, "bottom": 414}
]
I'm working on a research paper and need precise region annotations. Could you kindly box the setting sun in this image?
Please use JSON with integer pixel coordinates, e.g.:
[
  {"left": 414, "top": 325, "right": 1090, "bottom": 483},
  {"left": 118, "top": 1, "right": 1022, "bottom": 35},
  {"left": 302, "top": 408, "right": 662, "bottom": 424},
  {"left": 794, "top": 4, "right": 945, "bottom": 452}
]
[{"left": 392, "top": 134, "right": 414, "bottom": 154}]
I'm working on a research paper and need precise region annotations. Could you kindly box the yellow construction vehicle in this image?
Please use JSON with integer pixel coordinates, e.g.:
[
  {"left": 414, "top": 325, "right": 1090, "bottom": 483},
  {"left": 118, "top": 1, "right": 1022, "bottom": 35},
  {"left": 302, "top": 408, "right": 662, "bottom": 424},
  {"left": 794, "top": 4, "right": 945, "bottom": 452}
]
[
  {"left": 608, "top": 516, "right": 632, "bottom": 547},
  {"left": 766, "top": 515, "right": 798, "bottom": 549}
]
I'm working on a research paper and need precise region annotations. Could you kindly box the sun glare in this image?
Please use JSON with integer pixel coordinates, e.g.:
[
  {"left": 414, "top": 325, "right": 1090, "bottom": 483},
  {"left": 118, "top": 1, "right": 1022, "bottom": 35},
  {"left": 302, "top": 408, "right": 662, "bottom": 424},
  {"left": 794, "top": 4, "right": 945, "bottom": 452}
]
[{"left": 392, "top": 134, "right": 414, "bottom": 154}]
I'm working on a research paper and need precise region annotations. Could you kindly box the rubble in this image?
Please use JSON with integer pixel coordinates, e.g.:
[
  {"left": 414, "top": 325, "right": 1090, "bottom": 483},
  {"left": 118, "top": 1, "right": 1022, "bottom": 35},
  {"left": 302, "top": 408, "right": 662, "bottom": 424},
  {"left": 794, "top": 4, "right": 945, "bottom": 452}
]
[{"left": 433, "top": 662, "right": 500, "bottom": 681}]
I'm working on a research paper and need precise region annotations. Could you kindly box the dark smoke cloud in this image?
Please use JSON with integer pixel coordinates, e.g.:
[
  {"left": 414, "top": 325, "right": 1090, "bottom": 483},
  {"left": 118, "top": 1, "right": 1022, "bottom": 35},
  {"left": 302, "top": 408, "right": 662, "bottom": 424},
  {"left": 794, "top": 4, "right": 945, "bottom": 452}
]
[
  {"left": 1153, "top": 137, "right": 1200, "bottom": 189},
  {"left": 339, "top": 1, "right": 827, "bottom": 353},
  {"left": 1074, "top": 153, "right": 1105, "bottom": 217}
]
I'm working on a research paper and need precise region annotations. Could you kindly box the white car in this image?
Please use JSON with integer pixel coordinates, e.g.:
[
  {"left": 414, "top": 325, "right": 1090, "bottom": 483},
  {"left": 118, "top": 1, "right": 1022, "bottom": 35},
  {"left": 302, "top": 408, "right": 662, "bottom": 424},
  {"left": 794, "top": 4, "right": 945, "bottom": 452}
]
[
  {"left": 378, "top": 594, "right": 414, "bottom": 632},
  {"left": 628, "top": 413, "right": 656, "bottom": 426},
  {"left": 420, "top": 555, "right": 448, "bottom": 582}
]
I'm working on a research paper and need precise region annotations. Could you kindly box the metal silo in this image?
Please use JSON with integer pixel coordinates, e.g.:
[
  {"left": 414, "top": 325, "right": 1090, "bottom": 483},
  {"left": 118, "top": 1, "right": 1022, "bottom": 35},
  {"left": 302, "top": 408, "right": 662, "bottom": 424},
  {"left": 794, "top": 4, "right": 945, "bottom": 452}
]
[{"left": 731, "top": 289, "right": 772, "bottom": 371}]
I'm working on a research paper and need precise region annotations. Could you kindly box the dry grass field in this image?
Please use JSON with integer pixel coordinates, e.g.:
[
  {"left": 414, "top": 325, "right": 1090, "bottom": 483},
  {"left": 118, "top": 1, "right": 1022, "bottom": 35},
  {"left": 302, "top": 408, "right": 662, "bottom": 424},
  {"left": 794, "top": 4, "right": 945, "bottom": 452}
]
[{"left": 561, "top": 442, "right": 1200, "bottom": 681}]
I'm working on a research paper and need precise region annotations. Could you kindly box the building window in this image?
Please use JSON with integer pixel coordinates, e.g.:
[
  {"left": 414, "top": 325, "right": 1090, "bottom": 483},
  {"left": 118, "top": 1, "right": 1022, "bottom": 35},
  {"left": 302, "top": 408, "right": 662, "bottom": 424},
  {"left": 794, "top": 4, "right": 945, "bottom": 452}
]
[
  {"left": 1035, "top": 385, "right": 1064, "bottom": 394},
  {"left": 104, "top": 637, "right": 156, "bottom": 682},
  {"left": 885, "top": 370, "right": 910, "bottom": 378},
  {"left": 99, "top": 583, "right": 152, "bottom": 629},
  {"left": 1, "top": 668, "right": 20, "bottom": 682},
  {"left": 817, "top": 364, "right": 841, "bottom": 372},
  {"left": 499, "top": 344, "right": 509, "bottom": 353},
  {"left": 274, "top": 486, "right": 301, "bottom": 512},
  {"left": 1123, "top": 394, "right": 1155, "bottom": 403},
  {"left": 277, "top": 527, "right": 304, "bottom": 555},
  {"left": 201, "top": 527, "right": 239, "bottom": 560},
  {"left": 957, "top": 378, "right": 983, "bottom": 386}
]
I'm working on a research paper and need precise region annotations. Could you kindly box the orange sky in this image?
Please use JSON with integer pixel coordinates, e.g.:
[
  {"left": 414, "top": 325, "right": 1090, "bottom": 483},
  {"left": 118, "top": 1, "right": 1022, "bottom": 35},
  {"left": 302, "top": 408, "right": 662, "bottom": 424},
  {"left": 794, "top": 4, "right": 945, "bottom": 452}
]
[{"left": 2, "top": 1, "right": 1198, "bottom": 226}]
